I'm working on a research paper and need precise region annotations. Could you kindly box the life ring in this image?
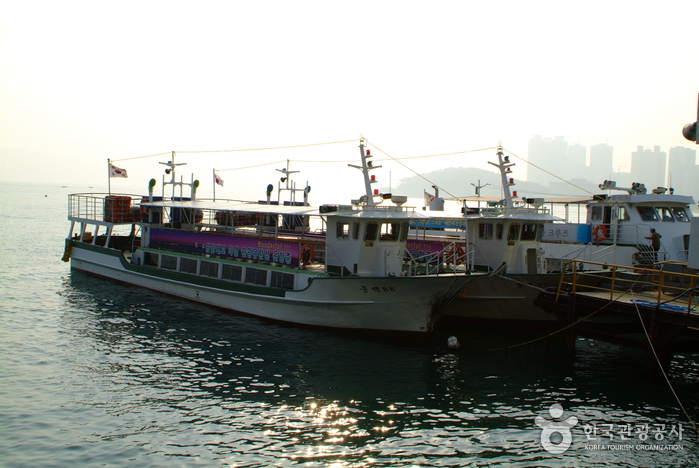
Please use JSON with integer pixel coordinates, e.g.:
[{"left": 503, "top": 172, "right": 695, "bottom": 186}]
[
  {"left": 301, "top": 244, "right": 315, "bottom": 265},
  {"left": 446, "top": 244, "right": 465, "bottom": 265},
  {"left": 593, "top": 224, "right": 608, "bottom": 242}
]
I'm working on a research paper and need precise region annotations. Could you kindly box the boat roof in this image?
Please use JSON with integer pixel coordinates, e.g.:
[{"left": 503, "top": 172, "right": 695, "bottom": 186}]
[
  {"left": 140, "top": 199, "right": 469, "bottom": 220},
  {"left": 454, "top": 194, "right": 695, "bottom": 206}
]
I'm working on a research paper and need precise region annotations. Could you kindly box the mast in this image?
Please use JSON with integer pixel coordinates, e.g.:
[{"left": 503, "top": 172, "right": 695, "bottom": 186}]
[
  {"left": 488, "top": 144, "right": 516, "bottom": 208},
  {"left": 348, "top": 138, "right": 382, "bottom": 206},
  {"left": 159, "top": 151, "right": 197, "bottom": 199}
]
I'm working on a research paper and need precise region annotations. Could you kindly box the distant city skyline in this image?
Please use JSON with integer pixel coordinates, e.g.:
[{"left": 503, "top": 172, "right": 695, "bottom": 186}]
[{"left": 525, "top": 135, "right": 698, "bottom": 198}]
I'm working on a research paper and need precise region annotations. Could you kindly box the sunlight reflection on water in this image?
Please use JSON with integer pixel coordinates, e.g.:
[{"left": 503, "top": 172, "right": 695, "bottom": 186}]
[{"left": 1, "top": 183, "right": 698, "bottom": 467}]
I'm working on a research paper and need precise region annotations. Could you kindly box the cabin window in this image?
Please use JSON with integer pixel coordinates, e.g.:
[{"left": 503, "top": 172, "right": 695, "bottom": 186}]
[
  {"left": 479, "top": 223, "right": 493, "bottom": 239},
  {"left": 352, "top": 222, "right": 360, "bottom": 239},
  {"left": 507, "top": 224, "right": 520, "bottom": 241},
  {"left": 180, "top": 257, "right": 198, "bottom": 274},
  {"left": 271, "top": 271, "right": 295, "bottom": 289},
  {"left": 245, "top": 267, "right": 268, "bottom": 286},
  {"left": 336, "top": 222, "right": 350, "bottom": 239},
  {"left": 379, "top": 223, "right": 401, "bottom": 241},
  {"left": 145, "top": 252, "right": 159, "bottom": 267},
  {"left": 496, "top": 223, "right": 504, "bottom": 240},
  {"left": 222, "top": 264, "right": 243, "bottom": 282},
  {"left": 615, "top": 206, "right": 630, "bottom": 221},
  {"left": 658, "top": 207, "right": 674, "bottom": 222},
  {"left": 400, "top": 222, "right": 409, "bottom": 242},
  {"left": 365, "top": 223, "right": 379, "bottom": 241},
  {"left": 672, "top": 207, "right": 689, "bottom": 222},
  {"left": 590, "top": 206, "right": 604, "bottom": 222},
  {"left": 201, "top": 261, "right": 219, "bottom": 278},
  {"left": 637, "top": 206, "right": 658, "bottom": 222},
  {"left": 521, "top": 223, "right": 538, "bottom": 241},
  {"left": 161, "top": 255, "right": 178, "bottom": 271}
]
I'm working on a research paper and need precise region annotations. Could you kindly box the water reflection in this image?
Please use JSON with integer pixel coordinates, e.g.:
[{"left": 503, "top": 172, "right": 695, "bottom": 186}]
[{"left": 55, "top": 271, "right": 699, "bottom": 466}]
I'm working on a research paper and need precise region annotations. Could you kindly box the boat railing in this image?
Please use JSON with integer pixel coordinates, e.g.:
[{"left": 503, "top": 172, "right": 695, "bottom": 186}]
[
  {"left": 404, "top": 241, "right": 471, "bottom": 276},
  {"left": 554, "top": 259, "right": 698, "bottom": 314},
  {"left": 69, "top": 193, "right": 143, "bottom": 223}
]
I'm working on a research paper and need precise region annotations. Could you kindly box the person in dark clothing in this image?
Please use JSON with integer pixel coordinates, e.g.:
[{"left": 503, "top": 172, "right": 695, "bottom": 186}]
[{"left": 645, "top": 228, "right": 662, "bottom": 261}]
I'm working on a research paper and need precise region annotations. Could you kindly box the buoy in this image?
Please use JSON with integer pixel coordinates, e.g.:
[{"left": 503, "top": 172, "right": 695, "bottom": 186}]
[{"left": 447, "top": 336, "right": 460, "bottom": 349}]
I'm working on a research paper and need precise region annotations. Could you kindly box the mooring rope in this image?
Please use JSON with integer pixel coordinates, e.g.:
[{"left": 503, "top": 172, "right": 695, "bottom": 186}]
[{"left": 630, "top": 290, "right": 699, "bottom": 435}]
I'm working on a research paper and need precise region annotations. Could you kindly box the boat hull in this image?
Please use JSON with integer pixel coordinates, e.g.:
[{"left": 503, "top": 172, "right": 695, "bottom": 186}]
[
  {"left": 442, "top": 274, "right": 560, "bottom": 326},
  {"left": 69, "top": 241, "right": 478, "bottom": 334}
]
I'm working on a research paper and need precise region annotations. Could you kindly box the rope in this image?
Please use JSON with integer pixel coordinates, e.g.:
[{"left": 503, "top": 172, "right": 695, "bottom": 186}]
[
  {"left": 216, "top": 160, "right": 288, "bottom": 173},
  {"left": 487, "top": 287, "right": 628, "bottom": 352},
  {"left": 490, "top": 270, "right": 699, "bottom": 435},
  {"left": 176, "top": 139, "right": 357, "bottom": 154},
  {"left": 112, "top": 151, "right": 171, "bottom": 162},
  {"left": 502, "top": 147, "right": 598, "bottom": 197},
  {"left": 366, "top": 141, "right": 490, "bottom": 200},
  {"left": 288, "top": 146, "right": 498, "bottom": 164},
  {"left": 630, "top": 291, "right": 699, "bottom": 435}
]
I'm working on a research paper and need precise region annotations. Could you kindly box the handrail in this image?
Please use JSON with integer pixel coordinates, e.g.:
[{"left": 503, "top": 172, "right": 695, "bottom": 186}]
[{"left": 554, "top": 260, "right": 698, "bottom": 313}]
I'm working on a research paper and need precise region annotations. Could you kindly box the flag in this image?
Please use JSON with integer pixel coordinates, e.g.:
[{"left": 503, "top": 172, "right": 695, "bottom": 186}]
[
  {"left": 110, "top": 164, "right": 128, "bottom": 178},
  {"left": 214, "top": 173, "right": 224, "bottom": 187},
  {"left": 424, "top": 190, "right": 435, "bottom": 206}
]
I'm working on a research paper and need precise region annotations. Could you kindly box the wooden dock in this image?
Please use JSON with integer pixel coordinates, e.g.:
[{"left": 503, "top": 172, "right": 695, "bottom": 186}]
[{"left": 533, "top": 260, "right": 699, "bottom": 373}]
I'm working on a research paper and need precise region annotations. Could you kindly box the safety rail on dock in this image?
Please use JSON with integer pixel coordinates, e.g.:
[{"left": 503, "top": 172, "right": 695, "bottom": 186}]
[{"left": 555, "top": 260, "right": 698, "bottom": 313}]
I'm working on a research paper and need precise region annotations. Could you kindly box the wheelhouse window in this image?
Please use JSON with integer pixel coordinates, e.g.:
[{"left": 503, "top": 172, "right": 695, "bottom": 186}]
[
  {"left": 507, "top": 224, "right": 520, "bottom": 241},
  {"left": 672, "top": 207, "right": 690, "bottom": 222},
  {"left": 479, "top": 223, "right": 493, "bottom": 239},
  {"left": 590, "top": 206, "right": 604, "bottom": 222},
  {"left": 379, "top": 223, "right": 401, "bottom": 241},
  {"left": 336, "top": 222, "right": 350, "bottom": 239},
  {"left": 658, "top": 207, "right": 674, "bottom": 222},
  {"left": 521, "top": 223, "right": 538, "bottom": 241},
  {"left": 352, "top": 222, "right": 360, "bottom": 239},
  {"left": 365, "top": 223, "right": 378, "bottom": 241},
  {"left": 615, "top": 206, "right": 629, "bottom": 221},
  {"left": 496, "top": 223, "right": 504, "bottom": 240},
  {"left": 399, "top": 222, "right": 409, "bottom": 242},
  {"left": 637, "top": 206, "right": 659, "bottom": 222}
]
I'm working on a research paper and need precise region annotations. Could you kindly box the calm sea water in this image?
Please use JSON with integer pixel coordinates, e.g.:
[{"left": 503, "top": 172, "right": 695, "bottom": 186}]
[{"left": 2, "top": 181, "right": 699, "bottom": 467}]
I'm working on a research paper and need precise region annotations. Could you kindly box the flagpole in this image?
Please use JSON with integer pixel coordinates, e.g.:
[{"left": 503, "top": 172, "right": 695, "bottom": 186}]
[{"left": 107, "top": 158, "right": 111, "bottom": 195}]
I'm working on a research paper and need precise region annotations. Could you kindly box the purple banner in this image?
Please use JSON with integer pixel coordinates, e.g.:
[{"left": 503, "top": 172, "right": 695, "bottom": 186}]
[
  {"left": 406, "top": 240, "right": 448, "bottom": 262},
  {"left": 149, "top": 228, "right": 301, "bottom": 267}
]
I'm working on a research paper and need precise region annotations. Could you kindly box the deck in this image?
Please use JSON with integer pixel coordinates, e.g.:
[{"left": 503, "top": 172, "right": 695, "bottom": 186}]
[{"left": 533, "top": 260, "right": 699, "bottom": 373}]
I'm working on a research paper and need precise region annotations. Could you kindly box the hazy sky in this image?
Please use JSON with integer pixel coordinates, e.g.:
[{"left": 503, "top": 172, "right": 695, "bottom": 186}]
[{"left": 1, "top": 1, "right": 698, "bottom": 201}]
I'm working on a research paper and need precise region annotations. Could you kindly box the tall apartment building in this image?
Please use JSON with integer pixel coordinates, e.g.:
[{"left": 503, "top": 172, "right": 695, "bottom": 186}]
[
  {"left": 589, "top": 143, "right": 614, "bottom": 183},
  {"left": 631, "top": 146, "right": 666, "bottom": 189},
  {"left": 668, "top": 146, "right": 697, "bottom": 195},
  {"left": 526, "top": 135, "right": 568, "bottom": 185}
]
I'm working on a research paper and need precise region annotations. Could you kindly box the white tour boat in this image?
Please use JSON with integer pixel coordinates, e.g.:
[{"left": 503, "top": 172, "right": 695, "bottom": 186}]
[
  {"left": 541, "top": 181, "right": 695, "bottom": 271},
  {"left": 408, "top": 146, "right": 562, "bottom": 326},
  {"left": 63, "top": 141, "right": 489, "bottom": 335}
]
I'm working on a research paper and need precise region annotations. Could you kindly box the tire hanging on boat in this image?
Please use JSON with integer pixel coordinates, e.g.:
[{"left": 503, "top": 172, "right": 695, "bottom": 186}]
[{"left": 61, "top": 239, "right": 72, "bottom": 262}]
